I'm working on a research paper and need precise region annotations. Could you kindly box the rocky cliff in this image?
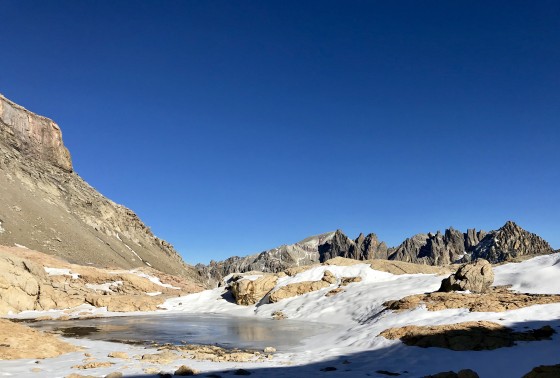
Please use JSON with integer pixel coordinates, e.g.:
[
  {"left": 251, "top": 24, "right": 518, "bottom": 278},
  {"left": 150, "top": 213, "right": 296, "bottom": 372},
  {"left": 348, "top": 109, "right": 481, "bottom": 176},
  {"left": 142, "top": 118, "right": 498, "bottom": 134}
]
[
  {"left": 0, "top": 94, "right": 202, "bottom": 283},
  {"left": 319, "top": 230, "right": 388, "bottom": 261},
  {"left": 388, "top": 227, "right": 487, "bottom": 265},
  {"left": 469, "top": 221, "right": 554, "bottom": 263}
]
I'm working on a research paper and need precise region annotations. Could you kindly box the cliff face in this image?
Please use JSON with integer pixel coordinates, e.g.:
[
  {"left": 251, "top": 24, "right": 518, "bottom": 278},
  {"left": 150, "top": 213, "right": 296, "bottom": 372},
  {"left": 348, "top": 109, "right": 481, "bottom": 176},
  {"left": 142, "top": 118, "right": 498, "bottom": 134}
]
[
  {"left": 318, "top": 230, "right": 388, "bottom": 261},
  {"left": 0, "top": 95, "right": 72, "bottom": 172},
  {"left": 388, "top": 228, "right": 487, "bottom": 265},
  {"left": 0, "top": 94, "right": 202, "bottom": 283}
]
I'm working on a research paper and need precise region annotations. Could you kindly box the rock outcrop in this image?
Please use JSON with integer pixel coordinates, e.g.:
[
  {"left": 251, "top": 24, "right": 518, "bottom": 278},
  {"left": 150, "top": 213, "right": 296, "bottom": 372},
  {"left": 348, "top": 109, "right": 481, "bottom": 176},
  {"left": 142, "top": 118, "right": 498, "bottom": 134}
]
[
  {"left": 319, "top": 230, "right": 388, "bottom": 261},
  {"left": 268, "top": 270, "right": 335, "bottom": 303},
  {"left": 0, "top": 245, "right": 203, "bottom": 315},
  {"left": 379, "top": 321, "right": 555, "bottom": 351},
  {"left": 0, "top": 95, "right": 72, "bottom": 172},
  {"left": 0, "top": 94, "right": 202, "bottom": 282},
  {"left": 230, "top": 275, "right": 278, "bottom": 305},
  {"left": 384, "top": 286, "right": 560, "bottom": 313},
  {"left": 469, "top": 221, "right": 554, "bottom": 263},
  {"left": 439, "top": 259, "right": 494, "bottom": 293}
]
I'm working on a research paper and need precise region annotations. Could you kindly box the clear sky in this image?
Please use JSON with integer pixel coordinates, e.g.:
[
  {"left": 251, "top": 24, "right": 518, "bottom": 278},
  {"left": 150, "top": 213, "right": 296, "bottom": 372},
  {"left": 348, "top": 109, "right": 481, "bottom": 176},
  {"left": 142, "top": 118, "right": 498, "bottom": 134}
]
[{"left": 1, "top": 1, "right": 559, "bottom": 264}]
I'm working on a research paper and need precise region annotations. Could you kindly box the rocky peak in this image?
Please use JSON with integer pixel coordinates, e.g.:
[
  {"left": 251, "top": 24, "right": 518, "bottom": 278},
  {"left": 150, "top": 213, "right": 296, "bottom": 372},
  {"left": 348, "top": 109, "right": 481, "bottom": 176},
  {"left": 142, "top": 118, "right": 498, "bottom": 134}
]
[
  {"left": 471, "top": 221, "right": 554, "bottom": 263},
  {"left": 388, "top": 227, "right": 486, "bottom": 265},
  {"left": 0, "top": 94, "right": 72, "bottom": 172}
]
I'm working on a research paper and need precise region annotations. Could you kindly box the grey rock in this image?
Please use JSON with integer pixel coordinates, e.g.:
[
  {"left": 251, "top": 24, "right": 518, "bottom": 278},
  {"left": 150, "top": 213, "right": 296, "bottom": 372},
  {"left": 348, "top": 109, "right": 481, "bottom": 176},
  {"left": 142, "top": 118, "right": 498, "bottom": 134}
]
[
  {"left": 439, "top": 259, "right": 494, "bottom": 293},
  {"left": 470, "top": 221, "right": 554, "bottom": 263},
  {"left": 388, "top": 227, "right": 485, "bottom": 265}
]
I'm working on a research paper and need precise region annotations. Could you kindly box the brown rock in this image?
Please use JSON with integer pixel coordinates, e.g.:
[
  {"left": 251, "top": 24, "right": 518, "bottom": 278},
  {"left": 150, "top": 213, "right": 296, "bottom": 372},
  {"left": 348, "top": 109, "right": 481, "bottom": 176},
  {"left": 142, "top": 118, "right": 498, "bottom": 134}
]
[
  {"left": 439, "top": 259, "right": 494, "bottom": 293},
  {"left": 141, "top": 350, "right": 180, "bottom": 363},
  {"left": 322, "top": 270, "right": 337, "bottom": 284},
  {"left": 379, "top": 321, "right": 555, "bottom": 351},
  {"left": 0, "top": 319, "right": 79, "bottom": 359},
  {"left": 341, "top": 276, "right": 362, "bottom": 286},
  {"left": 72, "top": 362, "right": 114, "bottom": 369},
  {"left": 174, "top": 365, "right": 199, "bottom": 375},
  {"left": 107, "top": 351, "right": 130, "bottom": 359},
  {"left": 230, "top": 275, "right": 278, "bottom": 305},
  {"left": 272, "top": 310, "right": 286, "bottom": 320},
  {"left": 269, "top": 278, "right": 330, "bottom": 303},
  {"left": 105, "top": 373, "right": 124, "bottom": 378},
  {"left": 325, "top": 288, "right": 344, "bottom": 297},
  {"left": 86, "top": 294, "right": 163, "bottom": 312},
  {"left": 384, "top": 286, "right": 560, "bottom": 313}
]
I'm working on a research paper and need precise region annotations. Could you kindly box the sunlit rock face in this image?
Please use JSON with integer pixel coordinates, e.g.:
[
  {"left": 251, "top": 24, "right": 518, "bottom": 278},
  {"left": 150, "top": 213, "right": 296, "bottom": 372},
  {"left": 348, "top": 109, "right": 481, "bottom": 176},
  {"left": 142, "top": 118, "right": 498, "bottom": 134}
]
[{"left": 0, "top": 94, "right": 72, "bottom": 172}]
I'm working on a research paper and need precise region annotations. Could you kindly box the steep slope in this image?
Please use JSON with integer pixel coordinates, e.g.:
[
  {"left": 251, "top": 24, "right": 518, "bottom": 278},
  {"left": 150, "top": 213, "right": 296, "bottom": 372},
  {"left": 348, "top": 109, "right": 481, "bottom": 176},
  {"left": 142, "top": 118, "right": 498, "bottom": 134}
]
[{"left": 0, "top": 93, "right": 201, "bottom": 281}]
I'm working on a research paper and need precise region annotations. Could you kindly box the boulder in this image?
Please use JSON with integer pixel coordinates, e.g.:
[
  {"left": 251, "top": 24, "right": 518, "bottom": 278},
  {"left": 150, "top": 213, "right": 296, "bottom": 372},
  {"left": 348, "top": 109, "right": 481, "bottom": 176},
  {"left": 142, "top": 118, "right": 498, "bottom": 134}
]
[
  {"left": 230, "top": 275, "right": 278, "bottom": 305},
  {"left": 439, "top": 259, "right": 493, "bottom": 293}
]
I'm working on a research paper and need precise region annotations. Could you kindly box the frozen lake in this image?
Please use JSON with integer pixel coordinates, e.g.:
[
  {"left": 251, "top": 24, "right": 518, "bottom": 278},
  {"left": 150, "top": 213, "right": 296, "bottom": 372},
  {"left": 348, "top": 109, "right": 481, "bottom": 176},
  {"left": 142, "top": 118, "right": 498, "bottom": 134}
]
[{"left": 28, "top": 313, "right": 333, "bottom": 351}]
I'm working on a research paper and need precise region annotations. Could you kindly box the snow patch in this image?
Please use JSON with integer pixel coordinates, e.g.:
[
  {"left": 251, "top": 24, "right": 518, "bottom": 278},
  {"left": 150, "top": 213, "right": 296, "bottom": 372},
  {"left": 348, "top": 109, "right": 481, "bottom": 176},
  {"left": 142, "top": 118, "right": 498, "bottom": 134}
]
[
  {"left": 44, "top": 267, "right": 80, "bottom": 279},
  {"left": 86, "top": 281, "right": 123, "bottom": 292},
  {"left": 130, "top": 270, "right": 180, "bottom": 289},
  {"left": 494, "top": 252, "right": 560, "bottom": 294},
  {"left": 124, "top": 243, "right": 144, "bottom": 262}
]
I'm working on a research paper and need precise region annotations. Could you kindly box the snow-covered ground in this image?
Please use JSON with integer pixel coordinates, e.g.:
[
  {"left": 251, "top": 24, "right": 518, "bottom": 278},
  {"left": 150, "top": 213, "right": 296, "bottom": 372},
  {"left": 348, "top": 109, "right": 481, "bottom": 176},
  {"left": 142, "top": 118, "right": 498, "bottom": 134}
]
[{"left": 2, "top": 254, "right": 560, "bottom": 377}]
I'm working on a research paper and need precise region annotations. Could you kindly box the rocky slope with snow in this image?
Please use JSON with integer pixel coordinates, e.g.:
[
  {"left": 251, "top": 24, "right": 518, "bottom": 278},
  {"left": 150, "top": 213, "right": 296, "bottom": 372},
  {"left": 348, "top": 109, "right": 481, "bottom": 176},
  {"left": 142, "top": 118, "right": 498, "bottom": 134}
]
[
  {"left": 3, "top": 253, "right": 559, "bottom": 377},
  {"left": 0, "top": 93, "right": 202, "bottom": 281}
]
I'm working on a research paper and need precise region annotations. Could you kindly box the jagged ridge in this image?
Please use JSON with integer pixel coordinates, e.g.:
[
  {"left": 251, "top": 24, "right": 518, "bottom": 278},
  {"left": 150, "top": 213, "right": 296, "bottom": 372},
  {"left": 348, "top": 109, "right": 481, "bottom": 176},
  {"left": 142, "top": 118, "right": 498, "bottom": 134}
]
[{"left": 203, "top": 221, "right": 555, "bottom": 283}]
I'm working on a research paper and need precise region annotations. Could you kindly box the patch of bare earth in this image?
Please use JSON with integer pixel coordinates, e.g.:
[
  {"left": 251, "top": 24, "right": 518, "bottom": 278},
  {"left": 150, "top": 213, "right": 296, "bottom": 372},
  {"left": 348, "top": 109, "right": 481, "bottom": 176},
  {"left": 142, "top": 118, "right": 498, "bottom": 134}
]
[
  {"left": 379, "top": 320, "right": 555, "bottom": 351},
  {"left": 384, "top": 286, "right": 560, "bottom": 313},
  {"left": 0, "top": 319, "right": 79, "bottom": 359}
]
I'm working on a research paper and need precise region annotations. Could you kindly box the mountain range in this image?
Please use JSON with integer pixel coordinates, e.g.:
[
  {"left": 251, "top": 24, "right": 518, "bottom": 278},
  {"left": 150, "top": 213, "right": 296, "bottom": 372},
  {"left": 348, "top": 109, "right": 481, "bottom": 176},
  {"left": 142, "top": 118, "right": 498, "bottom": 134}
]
[{"left": 199, "top": 221, "right": 555, "bottom": 283}]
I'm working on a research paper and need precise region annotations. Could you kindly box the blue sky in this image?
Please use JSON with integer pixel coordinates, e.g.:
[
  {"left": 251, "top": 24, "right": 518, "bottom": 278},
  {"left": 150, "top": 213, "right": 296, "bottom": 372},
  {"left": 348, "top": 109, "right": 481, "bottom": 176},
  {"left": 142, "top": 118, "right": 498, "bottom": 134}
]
[{"left": 1, "top": 1, "right": 559, "bottom": 263}]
